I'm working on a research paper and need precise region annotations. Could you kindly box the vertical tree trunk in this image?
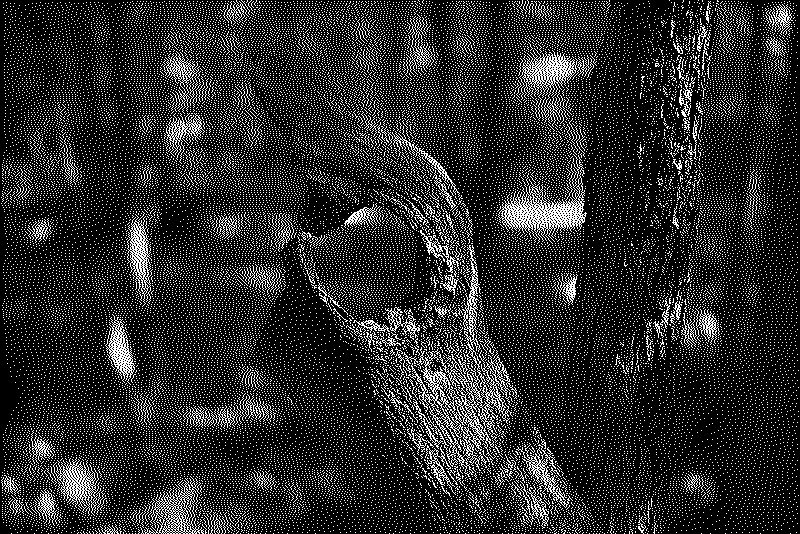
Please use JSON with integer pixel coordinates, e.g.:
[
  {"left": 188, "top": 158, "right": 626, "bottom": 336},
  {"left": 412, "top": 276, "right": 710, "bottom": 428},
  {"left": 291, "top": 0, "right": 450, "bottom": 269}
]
[{"left": 567, "top": 2, "right": 715, "bottom": 533}]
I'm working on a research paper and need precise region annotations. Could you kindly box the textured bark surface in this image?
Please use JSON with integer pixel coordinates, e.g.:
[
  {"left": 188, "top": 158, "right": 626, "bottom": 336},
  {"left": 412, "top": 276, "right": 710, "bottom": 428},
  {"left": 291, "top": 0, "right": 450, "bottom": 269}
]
[
  {"left": 567, "top": 2, "right": 715, "bottom": 533},
  {"left": 251, "top": 25, "right": 598, "bottom": 534}
]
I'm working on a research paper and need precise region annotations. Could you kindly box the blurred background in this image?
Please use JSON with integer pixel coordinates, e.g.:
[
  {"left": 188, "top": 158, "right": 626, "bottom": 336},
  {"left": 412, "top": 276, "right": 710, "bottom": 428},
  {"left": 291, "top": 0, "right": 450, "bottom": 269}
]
[{"left": 3, "top": 1, "right": 796, "bottom": 533}]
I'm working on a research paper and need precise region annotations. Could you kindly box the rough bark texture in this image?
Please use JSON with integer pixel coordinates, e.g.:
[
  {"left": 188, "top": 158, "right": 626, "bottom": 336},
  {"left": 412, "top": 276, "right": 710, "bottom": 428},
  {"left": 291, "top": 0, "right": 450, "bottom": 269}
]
[
  {"left": 568, "top": 2, "right": 714, "bottom": 533},
  {"left": 251, "top": 22, "right": 598, "bottom": 534}
]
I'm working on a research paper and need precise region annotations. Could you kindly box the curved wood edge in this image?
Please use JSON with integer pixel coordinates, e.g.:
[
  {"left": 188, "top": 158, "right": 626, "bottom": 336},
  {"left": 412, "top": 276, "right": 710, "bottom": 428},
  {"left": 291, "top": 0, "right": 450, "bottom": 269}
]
[{"left": 251, "top": 32, "right": 600, "bottom": 533}]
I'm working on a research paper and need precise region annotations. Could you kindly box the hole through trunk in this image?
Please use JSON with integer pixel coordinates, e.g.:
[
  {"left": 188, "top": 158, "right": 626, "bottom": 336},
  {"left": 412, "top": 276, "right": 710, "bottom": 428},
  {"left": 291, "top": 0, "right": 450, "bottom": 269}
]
[{"left": 305, "top": 205, "right": 430, "bottom": 323}]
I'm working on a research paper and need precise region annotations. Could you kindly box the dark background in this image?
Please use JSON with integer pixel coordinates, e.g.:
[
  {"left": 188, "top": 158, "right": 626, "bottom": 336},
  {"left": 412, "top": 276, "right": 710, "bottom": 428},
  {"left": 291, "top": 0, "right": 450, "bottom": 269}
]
[{"left": 3, "top": 2, "right": 796, "bottom": 533}]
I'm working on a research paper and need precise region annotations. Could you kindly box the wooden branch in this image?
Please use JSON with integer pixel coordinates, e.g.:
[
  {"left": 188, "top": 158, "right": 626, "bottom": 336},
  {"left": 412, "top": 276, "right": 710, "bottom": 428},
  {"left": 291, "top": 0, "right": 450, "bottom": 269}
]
[
  {"left": 569, "top": 1, "right": 715, "bottom": 532},
  {"left": 251, "top": 27, "right": 599, "bottom": 533}
]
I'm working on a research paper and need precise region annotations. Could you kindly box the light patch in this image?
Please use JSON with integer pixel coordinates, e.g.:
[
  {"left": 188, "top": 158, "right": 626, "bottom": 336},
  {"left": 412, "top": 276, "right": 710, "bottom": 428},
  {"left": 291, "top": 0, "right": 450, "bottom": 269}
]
[
  {"left": 32, "top": 437, "right": 55, "bottom": 462},
  {"left": 344, "top": 207, "right": 372, "bottom": 226},
  {"left": 766, "top": 37, "right": 788, "bottom": 57},
  {"left": 224, "top": 0, "right": 257, "bottom": 26},
  {"left": 185, "top": 406, "right": 213, "bottom": 428},
  {"left": 408, "top": 44, "right": 437, "bottom": 74},
  {"left": 163, "top": 54, "right": 196, "bottom": 84},
  {"left": 184, "top": 113, "right": 204, "bottom": 138},
  {"left": 185, "top": 405, "right": 240, "bottom": 430},
  {"left": 56, "top": 459, "right": 106, "bottom": 517},
  {"left": 560, "top": 275, "right": 578, "bottom": 304},
  {"left": 165, "top": 118, "right": 188, "bottom": 153},
  {"left": 765, "top": 3, "right": 793, "bottom": 34},
  {"left": 36, "top": 490, "right": 65, "bottom": 526},
  {"left": 240, "top": 264, "right": 283, "bottom": 295},
  {"left": 697, "top": 311, "right": 719, "bottom": 346},
  {"left": 128, "top": 218, "right": 152, "bottom": 307},
  {"left": 136, "top": 164, "right": 158, "bottom": 189},
  {"left": 683, "top": 471, "right": 717, "bottom": 507},
  {"left": 61, "top": 140, "right": 80, "bottom": 186},
  {"left": 252, "top": 470, "right": 277, "bottom": 491},
  {"left": 240, "top": 365, "right": 265, "bottom": 391},
  {"left": 2, "top": 475, "right": 20, "bottom": 496},
  {"left": 406, "top": 16, "right": 438, "bottom": 74},
  {"left": 683, "top": 310, "right": 720, "bottom": 350},
  {"left": 107, "top": 315, "right": 135, "bottom": 381},
  {"left": 521, "top": 1, "right": 556, "bottom": 22},
  {"left": 517, "top": 54, "right": 595, "bottom": 101},
  {"left": 464, "top": 255, "right": 480, "bottom": 335},
  {"left": 214, "top": 406, "right": 237, "bottom": 429},
  {"left": 521, "top": 54, "right": 574, "bottom": 88},
  {"left": 267, "top": 212, "right": 297, "bottom": 251},
  {"left": 240, "top": 395, "right": 278, "bottom": 424},
  {"left": 213, "top": 213, "right": 246, "bottom": 240},
  {"left": 500, "top": 200, "right": 584, "bottom": 230},
  {"left": 27, "top": 218, "right": 53, "bottom": 243},
  {"left": 6, "top": 496, "right": 23, "bottom": 519},
  {"left": 165, "top": 115, "right": 204, "bottom": 153}
]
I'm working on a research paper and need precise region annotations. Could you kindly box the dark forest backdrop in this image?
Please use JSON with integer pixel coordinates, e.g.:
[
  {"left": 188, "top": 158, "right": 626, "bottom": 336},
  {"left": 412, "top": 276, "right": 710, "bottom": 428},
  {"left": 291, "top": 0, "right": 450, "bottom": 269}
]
[{"left": 3, "top": 2, "right": 796, "bottom": 533}]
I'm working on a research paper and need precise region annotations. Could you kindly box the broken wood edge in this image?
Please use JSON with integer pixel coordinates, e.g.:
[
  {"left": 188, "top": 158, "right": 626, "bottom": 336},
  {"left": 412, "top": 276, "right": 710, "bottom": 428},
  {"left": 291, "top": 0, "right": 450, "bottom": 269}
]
[
  {"left": 250, "top": 35, "right": 600, "bottom": 531},
  {"left": 290, "top": 138, "right": 599, "bottom": 533},
  {"left": 293, "top": 137, "right": 473, "bottom": 354}
]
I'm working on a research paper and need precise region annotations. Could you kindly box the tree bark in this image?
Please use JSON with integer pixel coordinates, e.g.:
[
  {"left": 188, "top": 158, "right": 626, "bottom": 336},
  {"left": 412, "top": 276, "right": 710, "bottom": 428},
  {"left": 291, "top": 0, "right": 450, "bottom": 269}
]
[
  {"left": 250, "top": 18, "right": 598, "bottom": 534},
  {"left": 566, "top": 2, "right": 715, "bottom": 533},
  {"left": 249, "top": 1, "right": 715, "bottom": 531}
]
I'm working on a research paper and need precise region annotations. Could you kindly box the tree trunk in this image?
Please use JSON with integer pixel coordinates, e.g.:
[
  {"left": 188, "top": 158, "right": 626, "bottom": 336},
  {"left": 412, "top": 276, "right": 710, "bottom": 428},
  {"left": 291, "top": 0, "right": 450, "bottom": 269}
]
[
  {"left": 250, "top": 16, "right": 598, "bottom": 534},
  {"left": 565, "top": 2, "right": 715, "bottom": 533},
  {"left": 249, "top": 1, "right": 715, "bottom": 532}
]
